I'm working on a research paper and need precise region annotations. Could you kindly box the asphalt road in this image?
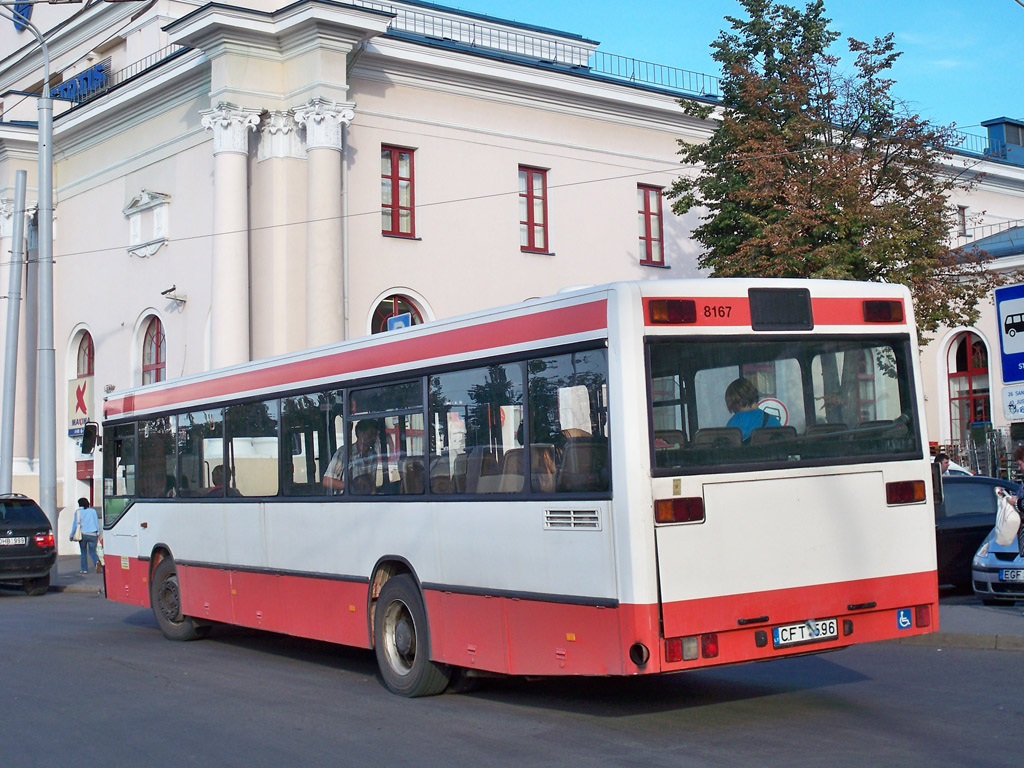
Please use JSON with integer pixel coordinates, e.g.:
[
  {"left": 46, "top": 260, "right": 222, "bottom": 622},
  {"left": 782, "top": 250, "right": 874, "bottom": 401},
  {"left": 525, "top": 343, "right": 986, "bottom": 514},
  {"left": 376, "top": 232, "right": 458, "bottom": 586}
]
[{"left": 2, "top": 589, "right": 1021, "bottom": 768}]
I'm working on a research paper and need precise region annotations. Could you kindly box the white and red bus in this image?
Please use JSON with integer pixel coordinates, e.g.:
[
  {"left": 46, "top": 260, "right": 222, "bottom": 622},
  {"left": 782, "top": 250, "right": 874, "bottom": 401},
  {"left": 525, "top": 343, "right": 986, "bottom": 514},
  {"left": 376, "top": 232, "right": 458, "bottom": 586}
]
[{"left": 100, "top": 279, "right": 937, "bottom": 696}]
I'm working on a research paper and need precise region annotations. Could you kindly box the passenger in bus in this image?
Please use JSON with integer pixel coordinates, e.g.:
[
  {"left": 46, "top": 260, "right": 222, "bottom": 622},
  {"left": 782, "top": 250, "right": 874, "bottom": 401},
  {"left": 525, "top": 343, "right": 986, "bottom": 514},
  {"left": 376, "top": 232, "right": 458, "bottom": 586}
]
[
  {"left": 205, "top": 465, "right": 240, "bottom": 497},
  {"left": 724, "top": 377, "right": 780, "bottom": 442},
  {"left": 322, "top": 419, "right": 379, "bottom": 494},
  {"left": 206, "top": 465, "right": 227, "bottom": 496}
]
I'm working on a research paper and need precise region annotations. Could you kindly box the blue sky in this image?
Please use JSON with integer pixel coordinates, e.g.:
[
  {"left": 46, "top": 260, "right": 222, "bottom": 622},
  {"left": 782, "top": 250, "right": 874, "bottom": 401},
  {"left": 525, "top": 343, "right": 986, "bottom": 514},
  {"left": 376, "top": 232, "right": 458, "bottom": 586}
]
[{"left": 457, "top": 0, "right": 1020, "bottom": 137}]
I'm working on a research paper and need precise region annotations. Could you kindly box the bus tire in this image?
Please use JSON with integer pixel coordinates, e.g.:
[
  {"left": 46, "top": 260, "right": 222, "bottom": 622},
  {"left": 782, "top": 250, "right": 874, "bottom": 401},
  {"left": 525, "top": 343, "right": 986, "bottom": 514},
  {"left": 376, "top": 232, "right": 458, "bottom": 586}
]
[
  {"left": 373, "top": 574, "right": 450, "bottom": 697},
  {"left": 150, "top": 557, "right": 210, "bottom": 642}
]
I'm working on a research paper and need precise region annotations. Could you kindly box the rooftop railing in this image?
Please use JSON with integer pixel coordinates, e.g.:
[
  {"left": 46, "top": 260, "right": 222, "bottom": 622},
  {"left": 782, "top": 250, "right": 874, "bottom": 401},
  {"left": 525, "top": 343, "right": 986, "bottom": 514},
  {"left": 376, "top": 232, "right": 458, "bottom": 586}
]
[
  {"left": 947, "top": 129, "right": 1006, "bottom": 160},
  {"left": 353, "top": 0, "right": 721, "bottom": 98},
  {"left": 43, "top": 2, "right": 1003, "bottom": 166}
]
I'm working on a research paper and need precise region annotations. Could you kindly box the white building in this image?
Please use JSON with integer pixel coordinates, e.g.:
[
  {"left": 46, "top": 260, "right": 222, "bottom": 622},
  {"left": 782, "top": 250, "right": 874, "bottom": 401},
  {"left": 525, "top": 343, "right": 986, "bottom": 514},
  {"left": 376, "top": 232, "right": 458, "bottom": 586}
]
[{"left": 1, "top": 0, "right": 1022, "bottom": 528}]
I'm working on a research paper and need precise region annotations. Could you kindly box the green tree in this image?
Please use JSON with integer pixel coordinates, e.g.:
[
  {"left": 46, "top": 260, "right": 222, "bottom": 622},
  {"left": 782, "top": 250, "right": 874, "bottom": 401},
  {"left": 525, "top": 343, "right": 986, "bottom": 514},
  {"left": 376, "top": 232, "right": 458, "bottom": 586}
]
[{"left": 667, "top": 0, "right": 1003, "bottom": 334}]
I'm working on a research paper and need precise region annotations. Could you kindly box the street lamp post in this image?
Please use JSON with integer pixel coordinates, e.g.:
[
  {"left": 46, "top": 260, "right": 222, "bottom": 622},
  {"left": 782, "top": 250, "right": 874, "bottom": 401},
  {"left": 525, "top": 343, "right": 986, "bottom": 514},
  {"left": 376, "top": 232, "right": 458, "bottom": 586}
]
[{"left": 0, "top": 3, "right": 58, "bottom": 536}]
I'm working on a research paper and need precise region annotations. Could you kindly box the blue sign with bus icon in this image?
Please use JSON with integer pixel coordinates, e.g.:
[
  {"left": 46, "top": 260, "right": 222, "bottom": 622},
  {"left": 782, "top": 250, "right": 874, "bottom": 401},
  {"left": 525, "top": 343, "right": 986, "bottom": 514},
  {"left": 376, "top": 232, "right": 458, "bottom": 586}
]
[{"left": 996, "top": 284, "right": 1024, "bottom": 384}]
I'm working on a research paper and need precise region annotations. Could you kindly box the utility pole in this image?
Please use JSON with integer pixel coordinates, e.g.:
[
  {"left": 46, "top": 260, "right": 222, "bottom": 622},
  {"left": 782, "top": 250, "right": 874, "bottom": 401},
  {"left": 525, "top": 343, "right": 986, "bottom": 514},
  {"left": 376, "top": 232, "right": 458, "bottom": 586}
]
[{"left": 0, "top": 2, "right": 57, "bottom": 537}]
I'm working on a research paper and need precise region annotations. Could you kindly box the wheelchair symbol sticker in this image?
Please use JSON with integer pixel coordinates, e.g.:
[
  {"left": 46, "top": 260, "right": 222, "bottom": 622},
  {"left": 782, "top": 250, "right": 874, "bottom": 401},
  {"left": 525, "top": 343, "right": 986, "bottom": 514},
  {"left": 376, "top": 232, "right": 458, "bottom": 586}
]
[{"left": 897, "top": 608, "right": 913, "bottom": 630}]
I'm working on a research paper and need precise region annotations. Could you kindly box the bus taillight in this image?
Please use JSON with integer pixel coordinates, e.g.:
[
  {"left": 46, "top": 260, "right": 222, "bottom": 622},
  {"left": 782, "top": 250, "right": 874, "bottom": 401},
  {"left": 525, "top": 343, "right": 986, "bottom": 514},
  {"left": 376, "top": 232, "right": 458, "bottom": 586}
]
[
  {"left": 863, "top": 300, "right": 904, "bottom": 323},
  {"left": 655, "top": 497, "right": 705, "bottom": 524},
  {"left": 885, "top": 480, "right": 926, "bottom": 505},
  {"left": 700, "top": 634, "right": 719, "bottom": 659},
  {"left": 915, "top": 605, "right": 932, "bottom": 628},
  {"left": 648, "top": 299, "right": 697, "bottom": 325},
  {"left": 665, "top": 636, "right": 702, "bottom": 662}
]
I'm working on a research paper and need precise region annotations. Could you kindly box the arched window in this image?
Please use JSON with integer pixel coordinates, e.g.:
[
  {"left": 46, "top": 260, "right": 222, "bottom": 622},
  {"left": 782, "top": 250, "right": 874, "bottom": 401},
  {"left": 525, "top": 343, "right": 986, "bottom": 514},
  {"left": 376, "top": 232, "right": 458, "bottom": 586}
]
[
  {"left": 371, "top": 295, "right": 423, "bottom": 334},
  {"left": 76, "top": 332, "right": 94, "bottom": 377},
  {"left": 142, "top": 317, "right": 166, "bottom": 385},
  {"left": 948, "top": 332, "right": 989, "bottom": 444}
]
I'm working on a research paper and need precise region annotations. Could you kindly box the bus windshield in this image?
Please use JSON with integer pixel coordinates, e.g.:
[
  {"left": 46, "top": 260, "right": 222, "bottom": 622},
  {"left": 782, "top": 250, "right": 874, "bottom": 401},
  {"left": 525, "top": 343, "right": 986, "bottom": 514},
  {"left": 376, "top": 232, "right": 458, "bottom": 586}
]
[{"left": 648, "top": 335, "right": 920, "bottom": 472}]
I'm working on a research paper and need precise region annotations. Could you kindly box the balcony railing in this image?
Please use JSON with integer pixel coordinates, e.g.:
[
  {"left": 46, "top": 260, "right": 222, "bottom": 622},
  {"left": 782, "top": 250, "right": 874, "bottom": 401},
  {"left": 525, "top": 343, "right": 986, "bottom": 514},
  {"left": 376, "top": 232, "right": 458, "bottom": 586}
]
[{"left": 946, "top": 129, "right": 1007, "bottom": 160}]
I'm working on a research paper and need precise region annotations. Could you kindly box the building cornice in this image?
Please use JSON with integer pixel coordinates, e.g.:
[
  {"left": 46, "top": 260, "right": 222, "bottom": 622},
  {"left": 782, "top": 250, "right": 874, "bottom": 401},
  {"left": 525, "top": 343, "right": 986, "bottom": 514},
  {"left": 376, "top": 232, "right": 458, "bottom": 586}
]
[
  {"left": 354, "top": 38, "right": 714, "bottom": 139},
  {"left": 165, "top": 1, "right": 393, "bottom": 58}
]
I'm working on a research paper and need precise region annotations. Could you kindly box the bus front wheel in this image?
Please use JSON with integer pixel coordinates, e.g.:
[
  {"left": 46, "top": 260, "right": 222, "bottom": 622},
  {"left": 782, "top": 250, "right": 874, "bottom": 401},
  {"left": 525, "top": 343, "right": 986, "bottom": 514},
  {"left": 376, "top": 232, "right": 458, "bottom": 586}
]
[
  {"left": 150, "top": 557, "right": 210, "bottom": 641},
  {"left": 373, "top": 574, "right": 450, "bottom": 697}
]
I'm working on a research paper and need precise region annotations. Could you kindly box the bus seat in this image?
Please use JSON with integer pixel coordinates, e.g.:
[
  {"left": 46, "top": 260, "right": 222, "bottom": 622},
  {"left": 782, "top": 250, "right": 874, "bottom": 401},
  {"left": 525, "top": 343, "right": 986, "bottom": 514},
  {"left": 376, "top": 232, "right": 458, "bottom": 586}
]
[
  {"left": 531, "top": 444, "right": 557, "bottom": 493},
  {"left": 556, "top": 438, "right": 609, "bottom": 492},
  {"left": 859, "top": 419, "right": 908, "bottom": 436},
  {"left": 693, "top": 427, "right": 742, "bottom": 448},
  {"left": 400, "top": 457, "right": 425, "bottom": 494},
  {"left": 464, "top": 447, "right": 500, "bottom": 494},
  {"left": 749, "top": 426, "right": 797, "bottom": 445},
  {"left": 497, "top": 448, "right": 525, "bottom": 493},
  {"left": 654, "top": 429, "right": 687, "bottom": 449},
  {"left": 452, "top": 452, "right": 467, "bottom": 493},
  {"left": 429, "top": 456, "right": 453, "bottom": 494},
  {"left": 804, "top": 422, "right": 847, "bottom": 436}
]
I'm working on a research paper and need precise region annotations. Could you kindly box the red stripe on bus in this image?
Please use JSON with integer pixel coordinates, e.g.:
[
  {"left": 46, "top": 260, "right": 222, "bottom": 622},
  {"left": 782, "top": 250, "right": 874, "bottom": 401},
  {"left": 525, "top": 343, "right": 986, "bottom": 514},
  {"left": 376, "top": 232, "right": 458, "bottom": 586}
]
[
  {"left": 106, "top": 559, "right": 935, "bottom": 677},
  {"left": 661, "top": 570, "right": 938, "bottom": 640},
  {"left": 643, "top": 296, "right": 906, "bottom": 327},
  {"left": 105, "top": 300, "right": 607, "bottom": 418}
]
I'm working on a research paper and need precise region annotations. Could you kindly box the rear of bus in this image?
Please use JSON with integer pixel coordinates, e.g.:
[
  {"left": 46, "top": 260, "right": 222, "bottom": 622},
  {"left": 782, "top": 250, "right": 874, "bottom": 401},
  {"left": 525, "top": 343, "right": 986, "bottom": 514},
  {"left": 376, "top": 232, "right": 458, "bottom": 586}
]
[{"left": 641, "top": 280, "right": 937, "bottom": 670}]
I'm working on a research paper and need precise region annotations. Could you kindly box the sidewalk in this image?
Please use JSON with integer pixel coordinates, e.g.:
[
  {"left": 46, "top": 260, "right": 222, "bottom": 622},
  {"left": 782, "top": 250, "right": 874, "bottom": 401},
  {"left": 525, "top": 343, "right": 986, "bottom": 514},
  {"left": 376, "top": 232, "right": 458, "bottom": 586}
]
[
  {"left": 48, "top": 556, "right": 1024, "bottom": 650},
  {"left": 52, "top": 554, "right": 106, "bottom": 595}
]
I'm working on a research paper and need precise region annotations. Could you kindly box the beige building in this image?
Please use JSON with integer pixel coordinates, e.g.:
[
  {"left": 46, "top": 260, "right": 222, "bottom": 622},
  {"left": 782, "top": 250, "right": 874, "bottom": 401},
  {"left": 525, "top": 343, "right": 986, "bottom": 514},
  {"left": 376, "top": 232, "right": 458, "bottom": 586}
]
[{"left": 1, "top": 0, "right": 1022, "bottom": 535}]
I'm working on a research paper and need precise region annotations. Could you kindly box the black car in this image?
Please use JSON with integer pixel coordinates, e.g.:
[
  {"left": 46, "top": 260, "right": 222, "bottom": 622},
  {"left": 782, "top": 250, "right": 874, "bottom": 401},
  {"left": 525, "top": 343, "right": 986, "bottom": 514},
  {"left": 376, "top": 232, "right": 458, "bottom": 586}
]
[
  {"left": 0, "top": 495, "right": 56, "bottom": 596},
  {"left": 934, "top": 475, "right": 1019, "bottom": 588}
]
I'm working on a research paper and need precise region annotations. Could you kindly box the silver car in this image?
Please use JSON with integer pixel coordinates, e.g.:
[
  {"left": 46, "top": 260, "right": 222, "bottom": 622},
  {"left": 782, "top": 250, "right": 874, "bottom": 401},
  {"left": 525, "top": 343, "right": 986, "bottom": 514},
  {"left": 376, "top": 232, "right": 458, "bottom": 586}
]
[{"left": 971, "top": 527, "right": 1024, "bottom": 605}]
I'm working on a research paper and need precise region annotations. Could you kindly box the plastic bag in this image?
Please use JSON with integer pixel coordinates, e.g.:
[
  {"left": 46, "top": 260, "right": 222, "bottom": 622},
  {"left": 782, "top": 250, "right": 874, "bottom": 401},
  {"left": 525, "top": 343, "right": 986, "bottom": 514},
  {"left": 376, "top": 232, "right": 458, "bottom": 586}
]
[{"left": 994, "top": 490, "right": 1021, "bottom": 546}]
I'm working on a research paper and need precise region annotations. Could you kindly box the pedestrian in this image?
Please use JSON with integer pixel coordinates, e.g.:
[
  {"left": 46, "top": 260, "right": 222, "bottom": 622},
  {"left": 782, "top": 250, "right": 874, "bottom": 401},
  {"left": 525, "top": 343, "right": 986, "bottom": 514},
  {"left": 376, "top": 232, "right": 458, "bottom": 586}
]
[
  {"left": 69, "top": 497, "right": 101, "bottom": 574},
  {"left": 934, "top": 452, "right": 950, "bottom": 475}
]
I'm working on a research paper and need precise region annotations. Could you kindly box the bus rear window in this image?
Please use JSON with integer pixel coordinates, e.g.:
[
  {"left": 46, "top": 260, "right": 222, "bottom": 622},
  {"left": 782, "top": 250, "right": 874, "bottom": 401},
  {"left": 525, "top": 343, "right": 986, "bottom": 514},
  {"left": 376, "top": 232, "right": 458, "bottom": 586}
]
[{"left": 648, "top": 336, "right": 920, "bottom": 472}]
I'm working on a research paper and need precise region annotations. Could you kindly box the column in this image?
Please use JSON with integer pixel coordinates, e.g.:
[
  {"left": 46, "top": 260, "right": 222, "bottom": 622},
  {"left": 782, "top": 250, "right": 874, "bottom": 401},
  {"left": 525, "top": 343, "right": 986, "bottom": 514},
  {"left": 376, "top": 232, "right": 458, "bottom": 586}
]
[
  {"left": 294, "top": 98, "right": 355, "bottom": 348},
  {"left": 200, "top": 103, "right": 261, "bottom": 368}
]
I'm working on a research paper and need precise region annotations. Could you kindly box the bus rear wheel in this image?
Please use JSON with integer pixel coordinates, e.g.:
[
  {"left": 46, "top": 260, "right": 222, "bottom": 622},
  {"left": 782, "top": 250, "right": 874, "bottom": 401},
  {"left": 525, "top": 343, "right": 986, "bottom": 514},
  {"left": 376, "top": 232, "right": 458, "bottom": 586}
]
[
  {"left": 150, "top": 557, "right": 210, "bottom": 641},
  {"left": 374, "top": 574, "right": 450, "bottom": 697}
]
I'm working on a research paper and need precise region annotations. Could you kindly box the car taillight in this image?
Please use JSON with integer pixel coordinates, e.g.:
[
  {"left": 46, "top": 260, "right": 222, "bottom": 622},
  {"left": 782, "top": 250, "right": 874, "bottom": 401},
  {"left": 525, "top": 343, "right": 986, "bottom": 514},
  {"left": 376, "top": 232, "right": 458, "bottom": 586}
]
[
  {"left": 34, "top": 533, "right": 55, "bottom": 549},
  {"left": 915, "top": 605, "right": 931, "bottom": 628}
]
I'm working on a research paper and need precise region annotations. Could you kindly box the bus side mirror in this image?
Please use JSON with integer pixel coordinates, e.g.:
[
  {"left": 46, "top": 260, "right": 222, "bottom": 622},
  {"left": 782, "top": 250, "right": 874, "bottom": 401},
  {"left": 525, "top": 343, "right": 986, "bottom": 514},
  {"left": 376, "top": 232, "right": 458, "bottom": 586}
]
[
  {"left": 930, "top": 461, "right": 943, "bottom": 505},
  {"left": 81, "top": 422, "right": 101, "bottom": 454}
]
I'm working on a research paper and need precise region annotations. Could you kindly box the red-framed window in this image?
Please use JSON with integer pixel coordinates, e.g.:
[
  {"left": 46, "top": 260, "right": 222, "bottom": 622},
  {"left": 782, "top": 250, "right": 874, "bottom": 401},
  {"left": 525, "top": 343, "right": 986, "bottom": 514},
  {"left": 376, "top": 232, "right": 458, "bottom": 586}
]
[
  {"left": 381, "top": 146, "right": 415, "bottom": 237},
  {"left": 142, "top": 317, "right": 166, "bottom": 385},
  {"left": 76, "top": 332, "right": 94, "bottom": 377},
  {"left": 372, "top": 295, "right": 424, "bottom": 335},
  {"left": 948, "top": 331, "right": 989, "bottom": 444},
  {"left": 638, "top": 184, "right": 664, "bottom": 265},
  {"left": 519, "top": 166, "right": 548, "bottom": 253}
]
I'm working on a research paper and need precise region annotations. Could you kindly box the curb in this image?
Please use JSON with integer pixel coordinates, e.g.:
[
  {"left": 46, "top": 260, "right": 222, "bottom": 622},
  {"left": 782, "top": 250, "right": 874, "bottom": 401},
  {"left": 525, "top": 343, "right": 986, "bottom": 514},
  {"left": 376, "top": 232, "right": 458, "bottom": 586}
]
[
  {"left": 893, "top": 632, "right": 1024, "bottom": 652},
  {"left": 51, "top": 584, "right": 105, "bottom": 595}
]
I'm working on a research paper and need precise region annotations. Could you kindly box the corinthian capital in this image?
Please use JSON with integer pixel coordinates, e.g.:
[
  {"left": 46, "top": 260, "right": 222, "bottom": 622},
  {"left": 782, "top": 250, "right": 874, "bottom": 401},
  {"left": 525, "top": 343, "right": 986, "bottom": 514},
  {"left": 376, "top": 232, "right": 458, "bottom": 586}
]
[
  {"left": 0, "top": 199, "right": 12, "bottom": 239},
  {"left": 294, "top": 98, "right": 356, "bottom": 152},
  {"left": 200, "top": 103, "right": 262, "bottom": 155}
]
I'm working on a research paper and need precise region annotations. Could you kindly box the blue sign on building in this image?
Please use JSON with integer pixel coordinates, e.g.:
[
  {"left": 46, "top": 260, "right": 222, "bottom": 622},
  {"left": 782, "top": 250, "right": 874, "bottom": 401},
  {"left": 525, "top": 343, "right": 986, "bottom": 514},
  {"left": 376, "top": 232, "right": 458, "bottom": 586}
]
[
  {"left": 387, "top": 312, "right": 412, "bottom": 332},
  {"left": 50, "top": 62, "right": 108, "bottom": 103},
  {"left": 995, "top": 284, "right": 1024, "bottom": 384}
]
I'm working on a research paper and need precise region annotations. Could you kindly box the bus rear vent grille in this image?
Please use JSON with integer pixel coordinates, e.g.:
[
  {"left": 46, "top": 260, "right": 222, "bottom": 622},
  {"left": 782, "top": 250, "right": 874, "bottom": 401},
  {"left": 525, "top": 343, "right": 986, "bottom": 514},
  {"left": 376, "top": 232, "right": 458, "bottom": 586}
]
[{"left": 545, "top": 509, "right": 601, "bottom": 530}]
